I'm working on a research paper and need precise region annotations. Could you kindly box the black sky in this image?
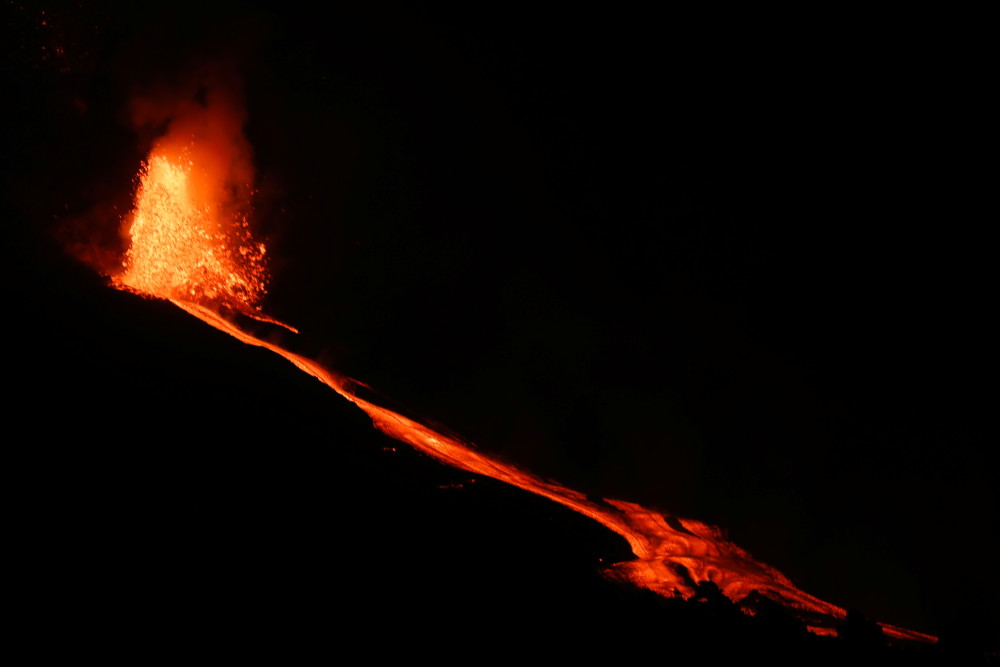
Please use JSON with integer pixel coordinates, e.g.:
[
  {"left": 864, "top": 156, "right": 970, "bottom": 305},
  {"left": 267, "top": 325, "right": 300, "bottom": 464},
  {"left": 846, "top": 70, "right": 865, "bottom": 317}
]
[{"left": 4, "top": 1, "right": 995, "bottom": 646}]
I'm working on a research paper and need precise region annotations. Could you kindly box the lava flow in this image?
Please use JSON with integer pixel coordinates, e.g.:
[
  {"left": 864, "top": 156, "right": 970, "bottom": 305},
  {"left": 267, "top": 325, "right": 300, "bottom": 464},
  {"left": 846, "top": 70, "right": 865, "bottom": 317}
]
[{"left": 107, "top": 140, "right": 935, "bottom": 646}]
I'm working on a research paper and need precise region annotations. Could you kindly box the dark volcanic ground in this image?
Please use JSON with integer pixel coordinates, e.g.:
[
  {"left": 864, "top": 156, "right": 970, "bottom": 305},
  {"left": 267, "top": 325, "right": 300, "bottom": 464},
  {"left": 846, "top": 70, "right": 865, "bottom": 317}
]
[{"left": 4, "top": 215, "right": 987, "bottom": 665}]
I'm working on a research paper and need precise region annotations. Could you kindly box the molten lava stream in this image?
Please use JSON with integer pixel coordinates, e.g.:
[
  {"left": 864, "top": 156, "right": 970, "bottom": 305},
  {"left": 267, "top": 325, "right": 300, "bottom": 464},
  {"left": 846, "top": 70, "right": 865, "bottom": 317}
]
[
  {"left": 110, "top": 147, "right": 935, "bottom": 646},
  {"left": 171, "top": 302, "right": 935, "bottom": 645}
]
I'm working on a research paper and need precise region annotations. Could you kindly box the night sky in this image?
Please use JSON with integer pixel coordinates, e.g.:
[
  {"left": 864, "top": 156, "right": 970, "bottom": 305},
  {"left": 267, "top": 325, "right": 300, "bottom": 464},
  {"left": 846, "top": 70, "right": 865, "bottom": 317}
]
[{"left": 4, "top": 2, "right": 995, "bottom": 648}]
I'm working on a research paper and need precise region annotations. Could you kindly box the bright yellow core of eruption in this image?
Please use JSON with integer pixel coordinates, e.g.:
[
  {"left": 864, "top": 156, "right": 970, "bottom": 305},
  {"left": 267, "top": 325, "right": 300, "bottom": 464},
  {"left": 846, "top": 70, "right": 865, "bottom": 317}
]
[{"left": 115, "top": 152, "right": 268, "bottom": 312}]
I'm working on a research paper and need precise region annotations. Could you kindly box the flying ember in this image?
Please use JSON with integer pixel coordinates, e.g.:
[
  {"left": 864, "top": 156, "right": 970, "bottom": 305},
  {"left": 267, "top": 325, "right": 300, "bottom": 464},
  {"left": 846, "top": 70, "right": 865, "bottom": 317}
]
[{"left": 114, "top": 148, "right": 268, "bottom": 314}]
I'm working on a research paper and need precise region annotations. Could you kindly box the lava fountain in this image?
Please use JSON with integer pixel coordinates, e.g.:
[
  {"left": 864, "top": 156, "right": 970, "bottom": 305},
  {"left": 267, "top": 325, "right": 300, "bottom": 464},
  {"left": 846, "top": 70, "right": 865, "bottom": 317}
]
[
  {"left": 102, "top": 111, "right": 935, "bottom": 646},
  {"left": 116, "top": 152, "right": 264, "bottom": 307}
]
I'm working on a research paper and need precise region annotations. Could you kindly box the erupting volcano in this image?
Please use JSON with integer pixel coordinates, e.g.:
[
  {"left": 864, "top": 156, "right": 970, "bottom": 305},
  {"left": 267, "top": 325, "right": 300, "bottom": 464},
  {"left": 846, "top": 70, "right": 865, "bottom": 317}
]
[
  {"left": 7, "top": 4, "right": 996, "bottom": 660},
  {"left": 100, "top": 95, "right": 937, "bottom": 647}
]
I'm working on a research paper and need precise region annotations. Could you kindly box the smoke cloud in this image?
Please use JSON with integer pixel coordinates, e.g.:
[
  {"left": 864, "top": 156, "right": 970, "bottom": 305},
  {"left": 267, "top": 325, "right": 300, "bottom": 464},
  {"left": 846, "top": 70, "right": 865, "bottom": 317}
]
[{"left": 125, "top": 61, "right": 256, "bottom": 246}]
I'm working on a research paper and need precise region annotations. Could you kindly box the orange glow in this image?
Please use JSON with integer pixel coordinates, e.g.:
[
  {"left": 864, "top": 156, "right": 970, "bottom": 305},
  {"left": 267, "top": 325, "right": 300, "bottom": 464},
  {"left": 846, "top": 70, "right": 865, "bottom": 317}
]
[
  {"left": 107, "top": 136, "right": 936, "bottom": 647},
  {"left": 114, "top": 149, "right": 268, "bottom": 316}
]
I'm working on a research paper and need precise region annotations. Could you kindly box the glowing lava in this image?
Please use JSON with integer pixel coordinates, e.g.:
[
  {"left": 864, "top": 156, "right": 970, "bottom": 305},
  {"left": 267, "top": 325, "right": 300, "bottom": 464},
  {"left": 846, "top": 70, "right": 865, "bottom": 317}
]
[
  {"left": 115, "top": 149, "right": 267, "bottom": 313},
  {"left": 107, "top": 142, "right": 935, "bottom": 646}
]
